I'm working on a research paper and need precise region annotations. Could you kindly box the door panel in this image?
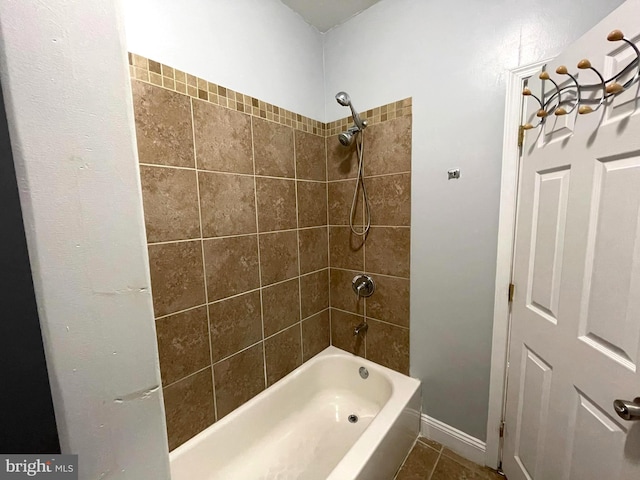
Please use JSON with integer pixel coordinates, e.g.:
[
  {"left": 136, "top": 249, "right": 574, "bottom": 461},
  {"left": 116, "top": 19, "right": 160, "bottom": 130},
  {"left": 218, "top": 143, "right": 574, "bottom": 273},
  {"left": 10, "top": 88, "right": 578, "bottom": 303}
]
[
  {"left": 513, "top": 347, "right": 553, "bottom": 479},
  {"left": 580, "top": 154, "right": 640, "bottom": 370},
  {"left": 503, "top": 1, "right": 640, "bottom": 479},
  {"left": 528, "top": 167, "right": 570, "bottom": 323},
  {"left": 567, "top": 390, "right": 626, "bottom": 480}
]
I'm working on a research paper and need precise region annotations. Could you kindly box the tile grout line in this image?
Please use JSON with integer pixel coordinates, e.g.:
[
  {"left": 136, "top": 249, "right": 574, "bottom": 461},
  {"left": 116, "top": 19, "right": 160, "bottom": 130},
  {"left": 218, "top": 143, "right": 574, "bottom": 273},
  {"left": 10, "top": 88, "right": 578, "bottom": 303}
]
[
  {"left": 328, "top": 224, "right": 411, "bottom": 229},
  {"left": 326, "top": 170, "right": 412, "bottom": 182},
  {"left": 367, "top": 315, "right": 410, "bottom": 330},
  {"left": 301, "top": 307, "right": 330, "bottom": 324},
  {"left": 194, "top": 309, "right": 322, "bottom": 382},
  {"left": 154, "top": 303, "right": 207, "bottom": 320},
  {"left": 140, "top": 161, "right": 342, "bottom": 184},
  {"left": 293, "top": 129, "right": 305, "bottom": 364},
  {"left": 394, "top": 436, "right": 420, "bottom": 479},
  {"left": 190, "top": 96, "right": 218, "bottom": 422},
  {"left": 428, "top": 450, "right": 444, "bottom": 480},
  {"left": 325, "top": 135, "right": 332, "bottom": 347},
  {"left": 331, "top": 265, "right": 410, "bottom": 281},
  {"left": 362, "top": 134, "right": 368, "bottom": 360},
  {"left": 148, "top": 237, "right": 202, "bottom": 247},
  {"left": 139, "top": 162, "right": 197, "bottom": 172},
  {"left": 250, "top": 117, "right": 268, "bottom": 390},
  {"left": 163, "top": 364, "right": 212, "bottom": 390},
  {"left": 155, "top": 266, "right": 330, "bottom": 321},
  {"left": 328, "top": 306, "right": 409, "bottom": 330},
  {"left": 147, "top": 225, "right": 337, "bottom": 247}
]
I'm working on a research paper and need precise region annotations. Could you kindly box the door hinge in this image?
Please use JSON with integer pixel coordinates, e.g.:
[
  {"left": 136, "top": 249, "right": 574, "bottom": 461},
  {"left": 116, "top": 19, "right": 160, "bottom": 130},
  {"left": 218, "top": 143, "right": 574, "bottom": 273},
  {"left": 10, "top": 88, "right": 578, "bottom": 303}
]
[
  {"left": 508, "top": 283, "right": 515, "bottom": 303},
  {"left": 517, "top": 125, "right": 525, "bottom": 147},
  {"left": 499, "top": 421, "right": 505, "bottom": 438}
]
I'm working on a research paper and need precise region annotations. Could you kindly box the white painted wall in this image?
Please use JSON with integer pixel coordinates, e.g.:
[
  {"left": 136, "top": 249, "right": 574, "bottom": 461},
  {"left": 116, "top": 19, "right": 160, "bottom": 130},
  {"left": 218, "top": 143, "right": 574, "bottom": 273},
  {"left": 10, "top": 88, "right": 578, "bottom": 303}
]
[
  {"left": 323, "top": 0, "right": 624, "bottom": 440},
  {"left": 122, "top": 0, "right": 325, "bottom": 121},
  {"left": 0, "top": 1, "right": 170, "bottom": 478}
]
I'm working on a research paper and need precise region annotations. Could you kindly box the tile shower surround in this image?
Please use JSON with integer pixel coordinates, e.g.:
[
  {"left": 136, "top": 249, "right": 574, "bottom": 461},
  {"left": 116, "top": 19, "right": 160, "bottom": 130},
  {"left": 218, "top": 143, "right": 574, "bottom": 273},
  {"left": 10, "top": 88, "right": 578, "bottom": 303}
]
[{"left": 129, "top": 54, "right": 412, "bottom": 450}]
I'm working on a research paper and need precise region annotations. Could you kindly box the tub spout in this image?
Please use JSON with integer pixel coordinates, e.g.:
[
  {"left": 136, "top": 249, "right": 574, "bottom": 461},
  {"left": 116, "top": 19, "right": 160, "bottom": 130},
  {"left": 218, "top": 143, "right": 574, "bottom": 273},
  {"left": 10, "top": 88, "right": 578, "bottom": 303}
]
[{"left": 354, "top": 322, "right": 368, "bottom": 336}]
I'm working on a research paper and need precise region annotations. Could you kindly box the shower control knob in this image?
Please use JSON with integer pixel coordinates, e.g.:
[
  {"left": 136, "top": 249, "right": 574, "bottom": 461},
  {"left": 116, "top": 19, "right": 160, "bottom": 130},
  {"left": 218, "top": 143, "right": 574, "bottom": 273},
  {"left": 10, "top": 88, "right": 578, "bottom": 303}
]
[{"left": 352, "top": 274, "right": 375, "bottom": 298}]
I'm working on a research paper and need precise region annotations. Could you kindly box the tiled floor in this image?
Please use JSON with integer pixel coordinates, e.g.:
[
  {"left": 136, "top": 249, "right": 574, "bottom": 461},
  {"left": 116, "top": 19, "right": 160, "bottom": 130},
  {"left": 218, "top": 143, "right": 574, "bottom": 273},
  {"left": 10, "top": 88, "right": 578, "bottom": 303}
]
[{"left": 394, "top": 437, "right": 505, "bottom": 480}]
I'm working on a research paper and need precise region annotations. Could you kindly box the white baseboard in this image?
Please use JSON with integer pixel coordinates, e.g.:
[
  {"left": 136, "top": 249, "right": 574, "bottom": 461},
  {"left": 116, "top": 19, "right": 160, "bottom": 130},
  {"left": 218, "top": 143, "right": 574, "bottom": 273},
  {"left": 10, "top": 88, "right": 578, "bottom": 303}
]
[{"left": 421, "top": 414, "right": 486, "bottom": 466}]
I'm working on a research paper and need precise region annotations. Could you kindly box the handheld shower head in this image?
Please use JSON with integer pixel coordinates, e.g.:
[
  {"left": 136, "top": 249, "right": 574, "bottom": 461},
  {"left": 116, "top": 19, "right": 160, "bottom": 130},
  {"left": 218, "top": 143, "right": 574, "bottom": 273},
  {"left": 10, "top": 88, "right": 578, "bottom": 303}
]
[
  {"left": 335, "top": 91, "right": 367, "bottom": 130},
  {"left": 335, "top": 91, "right": 351, "bottom": 107}
]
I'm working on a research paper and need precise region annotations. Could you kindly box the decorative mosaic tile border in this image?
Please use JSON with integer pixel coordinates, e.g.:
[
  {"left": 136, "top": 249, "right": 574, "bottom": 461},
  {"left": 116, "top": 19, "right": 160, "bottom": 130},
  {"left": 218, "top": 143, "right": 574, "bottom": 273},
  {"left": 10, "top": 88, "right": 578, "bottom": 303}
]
[
  {"left": 128, "top": 53, "right": 411, "bottom": 137},
  {"left": 325, "top": 98, "right": 412, "bottom": 136}
]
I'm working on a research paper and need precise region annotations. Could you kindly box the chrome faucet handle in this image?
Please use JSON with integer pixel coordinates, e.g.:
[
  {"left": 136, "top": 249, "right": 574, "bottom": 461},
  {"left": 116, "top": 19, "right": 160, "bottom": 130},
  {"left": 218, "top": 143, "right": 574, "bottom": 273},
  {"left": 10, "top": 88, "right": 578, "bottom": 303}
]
[{"left": 352, "top": 274, "right": 375, "bottom": 298}]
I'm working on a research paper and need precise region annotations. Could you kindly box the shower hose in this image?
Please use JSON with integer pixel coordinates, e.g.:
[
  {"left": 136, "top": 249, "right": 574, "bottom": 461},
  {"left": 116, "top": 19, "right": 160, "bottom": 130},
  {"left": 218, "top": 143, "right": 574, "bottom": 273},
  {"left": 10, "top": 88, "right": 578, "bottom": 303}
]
[{"left": 350, "top": 130, "right": 372, "bottom": 236}]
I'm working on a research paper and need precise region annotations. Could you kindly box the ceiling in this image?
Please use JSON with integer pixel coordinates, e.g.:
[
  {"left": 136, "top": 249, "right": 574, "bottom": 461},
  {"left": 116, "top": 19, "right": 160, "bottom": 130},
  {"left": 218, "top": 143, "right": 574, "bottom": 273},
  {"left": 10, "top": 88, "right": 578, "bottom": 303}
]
[{"left": 280, "top": 0, "right": 382, "bottom": 32}]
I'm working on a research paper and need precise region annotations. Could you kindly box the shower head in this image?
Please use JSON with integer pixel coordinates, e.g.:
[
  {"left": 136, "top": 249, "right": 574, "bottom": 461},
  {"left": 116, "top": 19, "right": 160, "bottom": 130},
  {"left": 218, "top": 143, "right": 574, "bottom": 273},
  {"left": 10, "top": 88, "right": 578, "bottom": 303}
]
[
  {"left": 335, "top": 91, "right": 351, "bottom": 107},
  {"left": 335, "top": 91, "right": 367, "bottom": 131},
  {"left": 338, "top": 127, "right": 359, "bottom": 146}
]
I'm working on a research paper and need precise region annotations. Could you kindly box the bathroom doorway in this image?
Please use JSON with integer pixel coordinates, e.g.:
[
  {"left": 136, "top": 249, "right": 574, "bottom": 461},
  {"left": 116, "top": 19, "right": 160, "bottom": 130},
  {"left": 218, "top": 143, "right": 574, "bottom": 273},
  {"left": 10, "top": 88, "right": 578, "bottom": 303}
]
[{"left": 490, "top": 0, "right": 640, "bottom": 478}]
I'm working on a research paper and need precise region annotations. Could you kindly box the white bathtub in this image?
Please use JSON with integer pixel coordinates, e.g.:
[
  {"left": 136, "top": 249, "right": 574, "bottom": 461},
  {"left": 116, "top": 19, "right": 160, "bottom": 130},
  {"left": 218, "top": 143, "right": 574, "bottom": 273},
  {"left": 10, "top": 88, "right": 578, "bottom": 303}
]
[{"left": 170, "top": 346, "right": 421, "bottom": 480}]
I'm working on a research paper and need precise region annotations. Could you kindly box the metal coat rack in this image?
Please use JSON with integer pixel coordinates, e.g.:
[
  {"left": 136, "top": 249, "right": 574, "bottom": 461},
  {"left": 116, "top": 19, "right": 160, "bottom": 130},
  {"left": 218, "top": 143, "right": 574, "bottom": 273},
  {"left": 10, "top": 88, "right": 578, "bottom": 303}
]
[{"left": 522, "top": 29, "right": 640, "bottom": 129}]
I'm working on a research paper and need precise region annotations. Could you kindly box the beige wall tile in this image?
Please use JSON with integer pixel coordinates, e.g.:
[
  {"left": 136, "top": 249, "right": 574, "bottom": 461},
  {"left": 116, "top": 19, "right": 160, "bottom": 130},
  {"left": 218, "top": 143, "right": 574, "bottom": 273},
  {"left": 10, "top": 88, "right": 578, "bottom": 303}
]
[
  {"left": 253, "top": 117, "right": 294, "bottom": 178},
  {"left": 258, "top": 231, "right": 298, "bottom": 285},
  {"left": 297, "top": 181, "right": 327, "bottom": 228},
  {"left": 298, "top": 227, "right": 328, "bottom": 274},
  {"left": 140, "top": 165, "right": 200, "bottom": 243},
  {"left": 300, "top": 269, "right": 329, "bottom": 319},
  {"left": 366, "top": 319, "right": 409, "bottom": 375},
  {"left": 302, "top": 310, "right": 330, "bottom": 361},
  {"left": 365, "top": 275, "right": 410, "bottom": 328},
  {"left": 330, "top": 308, "right": 364, "bottom": 357},
  {"left": 326, "top": 135, "right": 358, "bottom": 181},
  {"left": 329, "top": 226, "right": 364, "bottom": 271},
  {"left": 155, "top": 307, "right": 210, "bottom": 386},
  {"left": 366, "top": 173, "right": 411, "bottom": 226},
  {"left": 203, "top": 235, "right": 260, "bottom": 301},
  {"left": 209, "top": 291, "right": 262, "bottom": 363},
  {"left": 265, "top": 324, "right": 302, "bottom": 386},
  {"left": 213, "top": 343, "right": 265, "bottom": 418},
  {"left": 329, "top": 268, "right": 364, "bottom": 315},
  {"left": 365, "top": 227, "right": 410, "bottom": 277},
  {"left": 150, "top": 72, "right": 163, "bottom": 86},
  {"left": 295, "top": 130, "right": 326, "bottom": 181},
  {"left": 255, "top": 177, "right": 297, "bottom": 232},
  {"left": 262, "top": 278, "right": 300, "bottom": 337},
  {"left": 148, "top": 59, "right": 162, "bottom": 74},
  {"left": 131, "top": 81, "right": 194, "bottom": 168},
  {"left": 198, "top": 171, "right": 257, "bottom": 237},
  {"left": 148, "top": 241, "right": 206, "bottom": 317},
  {"left": 163, "top": 368, "right": 215, "bottom": 451},
  {"left": 192, "top": 99, "right": 253, "bottom": 174},
  {"left": 364, "top": 116, "right": 412, "bottom": 176},
  {"left": 328, "top": 179, "right": 363, "bottom": 226}
]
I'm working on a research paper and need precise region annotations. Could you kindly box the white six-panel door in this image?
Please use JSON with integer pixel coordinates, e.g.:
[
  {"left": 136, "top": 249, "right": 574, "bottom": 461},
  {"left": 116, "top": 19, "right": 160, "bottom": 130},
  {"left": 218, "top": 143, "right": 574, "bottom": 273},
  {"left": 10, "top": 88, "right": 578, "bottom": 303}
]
[{"left": 503, "top": 1, "right": 640, "bottom": 478}]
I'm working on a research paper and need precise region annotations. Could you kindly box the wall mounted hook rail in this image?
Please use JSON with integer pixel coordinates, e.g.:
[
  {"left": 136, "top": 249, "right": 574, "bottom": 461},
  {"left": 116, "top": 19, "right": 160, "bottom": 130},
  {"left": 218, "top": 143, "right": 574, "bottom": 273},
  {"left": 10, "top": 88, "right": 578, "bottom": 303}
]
[{"left": 521, "top": 29, "right": 640, "bottom": 130}]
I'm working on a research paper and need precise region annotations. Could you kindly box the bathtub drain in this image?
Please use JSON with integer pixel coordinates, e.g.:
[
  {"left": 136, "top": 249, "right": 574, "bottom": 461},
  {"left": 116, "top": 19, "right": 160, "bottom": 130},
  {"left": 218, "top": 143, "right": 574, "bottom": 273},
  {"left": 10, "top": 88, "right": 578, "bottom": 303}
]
[{"left": 348, "top": 414, "right": 358, "bottom": 424}]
